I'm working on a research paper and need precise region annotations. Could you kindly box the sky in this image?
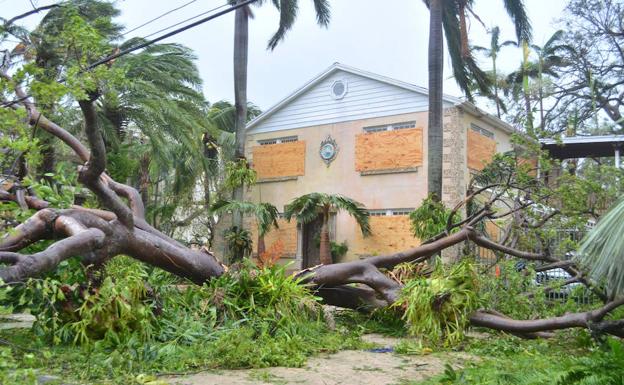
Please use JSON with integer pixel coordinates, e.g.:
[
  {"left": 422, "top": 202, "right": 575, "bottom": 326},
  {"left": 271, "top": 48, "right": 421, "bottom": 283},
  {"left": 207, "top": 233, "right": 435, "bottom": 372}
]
[{"left": 3, "top": 0, "right": 568, "bottom": 112}]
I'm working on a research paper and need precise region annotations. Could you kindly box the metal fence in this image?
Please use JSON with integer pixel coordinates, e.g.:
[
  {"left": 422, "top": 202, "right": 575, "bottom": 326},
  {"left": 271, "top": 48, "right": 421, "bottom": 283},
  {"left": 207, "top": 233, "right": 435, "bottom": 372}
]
[{"left": 472, "top": 228, "right": 597, "bottom": 305}]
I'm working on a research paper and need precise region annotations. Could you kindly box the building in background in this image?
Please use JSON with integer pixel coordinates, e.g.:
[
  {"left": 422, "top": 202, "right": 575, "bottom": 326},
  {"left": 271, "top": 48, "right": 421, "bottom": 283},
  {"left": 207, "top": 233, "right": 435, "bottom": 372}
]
[{"left": 241, "top": 63, "right": 517, "bottom": 268}]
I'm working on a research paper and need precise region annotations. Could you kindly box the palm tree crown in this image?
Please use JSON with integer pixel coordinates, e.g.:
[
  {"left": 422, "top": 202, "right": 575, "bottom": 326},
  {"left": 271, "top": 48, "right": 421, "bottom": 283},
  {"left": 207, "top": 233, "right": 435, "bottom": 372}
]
[{"left": 284, "top": 193, "right": 370, "bottom": 265}]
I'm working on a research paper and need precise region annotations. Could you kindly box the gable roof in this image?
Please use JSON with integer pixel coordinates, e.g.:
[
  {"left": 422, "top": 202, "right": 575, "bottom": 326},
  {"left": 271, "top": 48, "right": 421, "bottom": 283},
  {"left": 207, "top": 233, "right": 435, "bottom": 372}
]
[{"left": 246, "top": 62, "right": 516, "bottom": 135}]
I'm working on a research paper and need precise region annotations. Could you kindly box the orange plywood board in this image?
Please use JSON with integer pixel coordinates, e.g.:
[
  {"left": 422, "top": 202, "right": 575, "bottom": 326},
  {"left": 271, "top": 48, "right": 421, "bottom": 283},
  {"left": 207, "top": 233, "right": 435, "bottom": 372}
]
[
  {"left": 352, "top": 215, "right": 420, "bottom": 256},
  {"left": 248, "top": 218, "right": 298, "bottom": 257},
  {"left": 252, "top": 141, "right": 306, "bottom": 179},
  {"left": 355, "top": 128, "right": 423, "bottom": 172},
  {"left": 467, "top": 130, "right": 496, "bottom": 171}
]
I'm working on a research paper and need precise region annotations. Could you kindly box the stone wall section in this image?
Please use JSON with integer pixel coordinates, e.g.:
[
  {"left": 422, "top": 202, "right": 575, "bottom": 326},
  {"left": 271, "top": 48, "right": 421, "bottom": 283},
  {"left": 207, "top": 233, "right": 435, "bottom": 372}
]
[
  {"left": 441, "top": 107, "right": 467, "bottom": 262},
  {"left": 442, "top": 107, "right": 466, "bottom": 209}
]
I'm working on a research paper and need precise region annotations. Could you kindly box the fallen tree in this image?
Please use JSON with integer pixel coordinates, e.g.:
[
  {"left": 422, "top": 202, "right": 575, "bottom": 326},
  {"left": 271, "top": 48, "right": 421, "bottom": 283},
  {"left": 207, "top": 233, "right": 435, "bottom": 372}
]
[
  {"left": 1, "top": 4, "right": 623, "bottom": 343},
  {"left": 2, "top": 79, "right": 623, "bottom": 340}
]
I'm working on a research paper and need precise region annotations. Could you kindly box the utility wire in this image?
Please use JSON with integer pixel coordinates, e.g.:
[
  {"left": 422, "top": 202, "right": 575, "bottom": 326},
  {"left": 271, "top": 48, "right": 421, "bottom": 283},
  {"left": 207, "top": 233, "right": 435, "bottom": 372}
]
[
  {"left": 122, "top": 0, "right": 200, "bottom": 37},
  {"left": 142, "top": 3, "right": 229, "bottom": 40},
  {"left": 1, "top": 0, "right": 257, "bottom": 108}
]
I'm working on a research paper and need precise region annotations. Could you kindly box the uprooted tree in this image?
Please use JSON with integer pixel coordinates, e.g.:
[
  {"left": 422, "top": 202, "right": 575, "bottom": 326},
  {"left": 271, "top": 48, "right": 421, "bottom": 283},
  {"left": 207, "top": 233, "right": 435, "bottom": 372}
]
[{"left": 2, "top": 3, "right": 624, "bottom": 342}]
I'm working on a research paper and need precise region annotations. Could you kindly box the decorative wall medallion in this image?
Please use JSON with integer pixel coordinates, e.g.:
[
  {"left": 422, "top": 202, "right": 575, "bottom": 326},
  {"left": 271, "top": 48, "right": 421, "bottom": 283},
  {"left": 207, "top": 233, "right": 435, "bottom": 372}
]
[{"left": 319, "top": 135, "right": 338, "bottom": 166}]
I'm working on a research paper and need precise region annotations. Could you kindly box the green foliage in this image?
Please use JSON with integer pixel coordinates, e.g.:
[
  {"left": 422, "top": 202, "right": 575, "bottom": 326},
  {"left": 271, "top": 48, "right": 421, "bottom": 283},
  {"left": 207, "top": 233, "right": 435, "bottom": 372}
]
[
  {"left": 409, "top": 195, "right": 457, "bottom": 240},
  {"left": 224, "top": 159, "right": 257, "bottom": 190},
  {"left": 417, "top": 336, "right": 624, "bottom": 385},
  {"left": 479, "top": 259, "right": 598, "bottom": 320},
  {"left": 224, "top": 226, "right": 253, "bottom": 261},
  {"left": 211, "top": 200, "right": 279, "bottom": 236},
  {"left": 330, "top": 241, "right": 349, "bottom": 259},
  {"left": 0, "top": 261, "right": 363, "bottom": 383},
  {"left": 284, "top": 192, "right": 371, "bottom": 236},
  {"left": 395, "top": 259, "right": 481, "bottom": 346}
]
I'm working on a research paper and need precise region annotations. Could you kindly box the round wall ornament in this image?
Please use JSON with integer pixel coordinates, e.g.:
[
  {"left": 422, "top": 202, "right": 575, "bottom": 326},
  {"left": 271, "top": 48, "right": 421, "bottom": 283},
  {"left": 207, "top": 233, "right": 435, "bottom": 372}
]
[{"left": 319, "top": 135, "right": 338, "bottom": 166}]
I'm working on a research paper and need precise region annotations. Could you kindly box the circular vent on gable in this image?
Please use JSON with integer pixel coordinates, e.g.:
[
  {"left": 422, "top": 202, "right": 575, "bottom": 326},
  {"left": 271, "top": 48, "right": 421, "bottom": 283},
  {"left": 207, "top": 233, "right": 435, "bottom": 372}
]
[{"left": 330, "top": 80, "right": 348, "bottom": 100}]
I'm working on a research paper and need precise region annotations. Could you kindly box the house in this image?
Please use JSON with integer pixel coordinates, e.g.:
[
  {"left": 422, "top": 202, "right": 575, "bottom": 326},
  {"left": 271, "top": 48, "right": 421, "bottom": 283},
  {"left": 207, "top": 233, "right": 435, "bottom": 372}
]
[{"left": 240, "top": 63, "right": 517, "bottom": 268}]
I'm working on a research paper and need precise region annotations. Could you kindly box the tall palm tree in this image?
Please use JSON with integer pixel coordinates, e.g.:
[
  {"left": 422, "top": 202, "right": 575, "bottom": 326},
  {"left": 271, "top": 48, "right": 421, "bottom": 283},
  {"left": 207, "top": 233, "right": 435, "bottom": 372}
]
[
  {"left": 506, "top": 30, "right": 569, "bottom": 133},
  {"left": 424, "top": 0, "right": 532, "bottom": 200},
  {"left": 284, "top": 193, "right": 370, "bottom": 265},
  {"left": 211, "top": 199, "right": 280, "bottom": 256},
  {"left": 473, "top": 26, "right": 517, "bottom": 118},
  {"left": 231, "top": 0, "right": 331, "bottom": 230}
]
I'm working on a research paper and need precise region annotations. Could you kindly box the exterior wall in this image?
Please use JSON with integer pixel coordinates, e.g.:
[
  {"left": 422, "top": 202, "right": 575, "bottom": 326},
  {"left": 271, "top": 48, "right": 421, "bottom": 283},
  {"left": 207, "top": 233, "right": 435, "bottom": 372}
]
[
  {"left": 245, "top": 111, "right": 431, "bottom": 266},
  {"left": 238, "top": 69, "right": 517, "bottom": 267}
]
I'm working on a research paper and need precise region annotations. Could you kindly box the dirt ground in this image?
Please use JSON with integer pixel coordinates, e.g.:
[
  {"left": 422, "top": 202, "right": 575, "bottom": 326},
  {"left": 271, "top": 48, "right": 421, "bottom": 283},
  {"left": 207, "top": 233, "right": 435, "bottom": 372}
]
[{"left": 162, "top": 334, "right": 475, "bottom": 385}]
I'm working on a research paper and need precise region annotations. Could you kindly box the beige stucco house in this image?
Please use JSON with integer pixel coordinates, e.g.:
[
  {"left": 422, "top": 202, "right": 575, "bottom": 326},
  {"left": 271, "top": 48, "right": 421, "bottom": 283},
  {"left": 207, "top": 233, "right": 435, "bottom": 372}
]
[{"left": 241, "top": 63, "right": 517, "bottom": 268}]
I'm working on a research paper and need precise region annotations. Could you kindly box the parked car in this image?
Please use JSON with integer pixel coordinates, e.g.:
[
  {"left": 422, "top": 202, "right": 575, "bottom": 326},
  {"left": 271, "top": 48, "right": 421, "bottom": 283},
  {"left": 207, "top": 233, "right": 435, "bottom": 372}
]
[{"left": 515, "top": 261, "right": 584, "bottom": 301}]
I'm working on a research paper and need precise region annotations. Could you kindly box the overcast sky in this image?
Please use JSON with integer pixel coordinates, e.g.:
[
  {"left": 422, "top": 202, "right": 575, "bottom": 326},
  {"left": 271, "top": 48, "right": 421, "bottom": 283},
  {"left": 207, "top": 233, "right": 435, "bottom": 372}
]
[{"left": 5, "top": 0, "right": 568, "bottom": 112}]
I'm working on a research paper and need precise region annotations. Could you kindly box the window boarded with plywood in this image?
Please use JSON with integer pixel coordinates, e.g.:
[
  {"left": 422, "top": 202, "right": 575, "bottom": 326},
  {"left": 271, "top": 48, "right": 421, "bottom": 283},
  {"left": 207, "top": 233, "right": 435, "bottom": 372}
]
[
  {"left": 251, "top": 141, "right": 306, "bottom": 180},
  {"left": 355, "top": 128, "right": 423, "bottom": 173},
  {"left": 467, "top": 129, "right": 496, "bottom": 171},
  {"left": 351, "top": 215, "right": 420, "bottom": 257},
  {"left": 247, "top": 218, "right": 298, "bottom": 257}
]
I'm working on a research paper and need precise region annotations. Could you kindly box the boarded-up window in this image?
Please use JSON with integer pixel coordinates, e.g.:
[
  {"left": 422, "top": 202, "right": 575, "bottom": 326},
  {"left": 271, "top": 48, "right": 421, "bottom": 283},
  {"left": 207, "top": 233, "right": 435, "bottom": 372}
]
[
  {"left": 355, "top": 127, "right": 423, "bottom": 173},
  {"left": 252, "top": 141, "right": 305, "bottom": 180},
  {"left": 467, "top": 129, "right": 496, "bottom": 171},
  {"left": 351, "top": 216, "right": 420, "bottom": 256},
  {"left": 247, "top": 218, "right": 298, "bottom": 257}
]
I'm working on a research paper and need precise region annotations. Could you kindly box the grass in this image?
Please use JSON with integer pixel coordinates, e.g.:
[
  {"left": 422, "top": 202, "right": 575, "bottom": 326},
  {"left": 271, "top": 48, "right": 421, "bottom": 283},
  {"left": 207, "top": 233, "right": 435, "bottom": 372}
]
[{"left": 407, "top": 332, "right": 624, "bottom": 385}]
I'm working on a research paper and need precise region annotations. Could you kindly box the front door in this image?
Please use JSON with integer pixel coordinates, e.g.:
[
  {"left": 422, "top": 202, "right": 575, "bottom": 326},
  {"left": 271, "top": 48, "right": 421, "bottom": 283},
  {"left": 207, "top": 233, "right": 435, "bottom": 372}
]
[{"left": 302, "top": 215, "right": 323, "bottom": 268}]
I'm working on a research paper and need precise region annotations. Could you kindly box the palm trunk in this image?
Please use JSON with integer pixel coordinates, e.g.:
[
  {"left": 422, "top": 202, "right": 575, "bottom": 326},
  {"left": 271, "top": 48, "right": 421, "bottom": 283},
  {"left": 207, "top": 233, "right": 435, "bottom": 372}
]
[
  {"left": 319, "top": 207, "right": 332, "bottom": 265},
  {"left": 257, "top": 234, "right": 266, "bottom": 256},
  {"left": 427, "top": 0, "right": 444, "bottom": 200},
  {"left": 493, "top": 56, "right": 501, "bottom": 119},
  {"left": 139, "top": 153, "right": 150, "bottom": 207},
  {"left": 232, "top": 3, "right": 249, "bottom": 248},
  {"left": 232, "top": 7, "right": 249, "bottom": 260}
]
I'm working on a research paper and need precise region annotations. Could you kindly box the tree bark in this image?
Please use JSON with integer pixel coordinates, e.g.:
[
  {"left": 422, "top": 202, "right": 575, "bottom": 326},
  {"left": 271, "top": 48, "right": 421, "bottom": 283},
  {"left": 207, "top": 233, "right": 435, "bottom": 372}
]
[
  {"left": 427, "top": 0, "right": 444, "bottom": 200},
  {"left": 319, "top": 207, "right": 332, "bottom": 265},
  {"left": 232, "top": 3, "right": 249, "bottom": 236}
]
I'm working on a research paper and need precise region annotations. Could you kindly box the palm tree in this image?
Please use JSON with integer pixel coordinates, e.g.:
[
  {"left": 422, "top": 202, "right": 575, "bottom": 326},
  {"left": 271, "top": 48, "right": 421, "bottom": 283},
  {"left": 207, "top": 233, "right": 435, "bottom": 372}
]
[
  {"left": 231, "top": 0, "right": 331, "bottom": 230},
  {"left": 424, "top": 0, "right": 532, "bottom": 199},
  {"left": 473, "top": 26, "right": 517, "bottom": 118},
  {"left": 284, "top": 193, "right": 370, "bottom": 265},
  {"left": 211, "top": 199, "right": 280, "bottom": 256},
  {"left": 506, "top": 30, "right": 569, "bottom": 133}
]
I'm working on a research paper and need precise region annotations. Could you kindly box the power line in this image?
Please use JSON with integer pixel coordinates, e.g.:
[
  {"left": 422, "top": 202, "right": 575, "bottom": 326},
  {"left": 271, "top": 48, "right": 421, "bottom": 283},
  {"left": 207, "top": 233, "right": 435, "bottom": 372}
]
[
  {"left": 122, "top": 0, "right": 200, "bottom": 37},
  {"left": 1, "top": 0, "right": 257, "bottom": 108},
  {"left": 142, "top": 3, "right": 229, "bottom": 40}
]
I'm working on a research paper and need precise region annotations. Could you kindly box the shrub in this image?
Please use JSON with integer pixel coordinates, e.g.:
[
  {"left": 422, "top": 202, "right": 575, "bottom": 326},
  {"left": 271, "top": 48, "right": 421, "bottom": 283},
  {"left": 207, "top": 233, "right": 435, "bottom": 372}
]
[{"left": 395, "top": 259, "right": 481, "bottom": 345}]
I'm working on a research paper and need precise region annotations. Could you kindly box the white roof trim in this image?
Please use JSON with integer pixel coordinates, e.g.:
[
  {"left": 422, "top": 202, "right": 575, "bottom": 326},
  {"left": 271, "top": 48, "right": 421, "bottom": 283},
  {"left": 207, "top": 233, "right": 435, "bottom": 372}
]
[
  {"left": 540, "top": 135, "right": 624, "bottom": 145},
  {"left": 456, "top": 102, "right": 518, "bottom": 135},
  {"left": 246, "top": 62, "right": 464, "bottom": 131}
]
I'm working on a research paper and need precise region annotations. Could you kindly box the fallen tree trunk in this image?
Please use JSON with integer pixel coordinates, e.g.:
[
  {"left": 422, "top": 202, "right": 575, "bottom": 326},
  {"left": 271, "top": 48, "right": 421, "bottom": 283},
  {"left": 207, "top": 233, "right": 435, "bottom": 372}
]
[{"left": 1, "top": 81, "right": 623, "bottom": 340}]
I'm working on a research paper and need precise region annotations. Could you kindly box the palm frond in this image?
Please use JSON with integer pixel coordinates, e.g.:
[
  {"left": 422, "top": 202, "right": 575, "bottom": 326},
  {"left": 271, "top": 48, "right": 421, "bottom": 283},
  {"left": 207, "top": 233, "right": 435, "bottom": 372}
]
[
  {"left": 577, "top": 197, "right": 624, "bottom": 296},
  {"left": 502, "top": 0, "right": 532, "bottom": 42}
]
